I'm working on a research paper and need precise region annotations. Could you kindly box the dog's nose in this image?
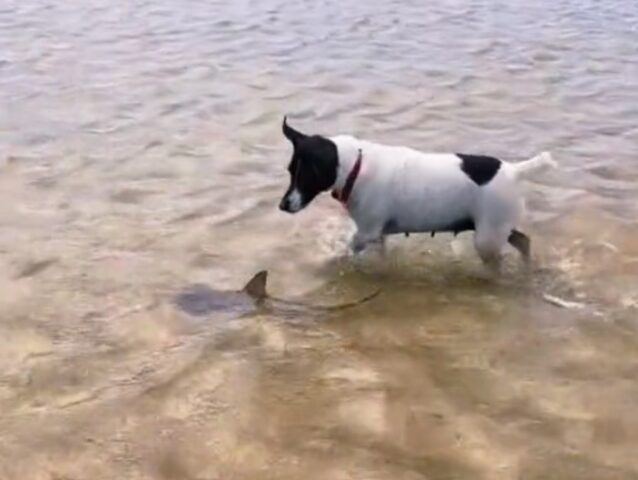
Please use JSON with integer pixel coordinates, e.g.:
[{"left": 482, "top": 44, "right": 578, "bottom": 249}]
[{"left": 279, "top": 198, "right": 290, "bottom": 212}]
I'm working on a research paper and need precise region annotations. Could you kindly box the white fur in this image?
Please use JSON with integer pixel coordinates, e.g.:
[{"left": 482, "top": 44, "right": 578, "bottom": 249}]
[
  {"left": 329, "top": 135, "right": 556, "bottom": 261},
  {"left": 511, "top": 151, "right": 557, "bottom": 180}
]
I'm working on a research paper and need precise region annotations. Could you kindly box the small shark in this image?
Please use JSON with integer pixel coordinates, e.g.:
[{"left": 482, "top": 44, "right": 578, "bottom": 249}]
[{"left": 174, "top": 270, "right": 380, "bottom": 317}]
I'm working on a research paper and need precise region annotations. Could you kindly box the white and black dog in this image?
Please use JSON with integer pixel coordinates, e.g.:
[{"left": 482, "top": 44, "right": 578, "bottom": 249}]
[{"left": 278, "top": 117, "right": 556, "bottom": 266}]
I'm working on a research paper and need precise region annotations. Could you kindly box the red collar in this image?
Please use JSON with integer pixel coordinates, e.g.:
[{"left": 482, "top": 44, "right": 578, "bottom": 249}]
[{"left": 331, "top": 149, "right": 362, "bottom": 205}]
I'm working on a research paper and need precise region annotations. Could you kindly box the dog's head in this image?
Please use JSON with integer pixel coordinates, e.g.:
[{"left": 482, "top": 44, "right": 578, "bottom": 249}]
[{"left": 279, "top": 117, "right": 338, "bottom": 213}]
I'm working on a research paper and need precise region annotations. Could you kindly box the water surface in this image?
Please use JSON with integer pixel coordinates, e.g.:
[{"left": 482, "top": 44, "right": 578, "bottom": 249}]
[{"left": 1, "top": 0, "right": 638, "bottom": 479}]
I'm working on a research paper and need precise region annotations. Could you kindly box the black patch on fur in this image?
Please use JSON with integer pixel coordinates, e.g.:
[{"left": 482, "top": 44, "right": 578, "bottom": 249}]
[
  {"left": 281, "top": 134, "right": 339, "bottom": 211},
  {"left": 457, "top": 153, "right": 501, "bottom": 186}
]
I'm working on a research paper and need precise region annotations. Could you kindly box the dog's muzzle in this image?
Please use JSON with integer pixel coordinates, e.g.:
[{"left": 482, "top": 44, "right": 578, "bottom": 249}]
[
  {"left": 279, "top": 189, "right": 303, "bottom": 213},
  {"left": 279, "top": 197, "right": 292, "bottom": 212}
]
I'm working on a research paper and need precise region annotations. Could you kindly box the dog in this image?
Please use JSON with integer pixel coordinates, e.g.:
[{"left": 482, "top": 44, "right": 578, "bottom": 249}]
[{"left": 278, "top": 117, "right": 557, "bottom": 267}]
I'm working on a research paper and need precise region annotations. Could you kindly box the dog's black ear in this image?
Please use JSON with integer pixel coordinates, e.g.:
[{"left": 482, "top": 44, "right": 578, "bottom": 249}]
[{"left": 282, "top": 116, "right": 305, "bottom": 144}]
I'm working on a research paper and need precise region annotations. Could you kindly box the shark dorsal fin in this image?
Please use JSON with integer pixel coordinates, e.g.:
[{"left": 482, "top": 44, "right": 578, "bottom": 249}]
[{"left": 243, "top": 270, "right": 268, "bottom": 299}]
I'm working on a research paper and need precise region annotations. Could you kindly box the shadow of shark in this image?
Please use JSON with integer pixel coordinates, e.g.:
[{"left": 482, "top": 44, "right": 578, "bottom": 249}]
[{"left": 174, "top": 271, "right": 380, "bottom": 317}]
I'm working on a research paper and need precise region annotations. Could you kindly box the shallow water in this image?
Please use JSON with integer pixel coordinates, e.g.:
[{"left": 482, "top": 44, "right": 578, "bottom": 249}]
[{"left": 1, "top": 0, "right": 638, "bottom": 478}]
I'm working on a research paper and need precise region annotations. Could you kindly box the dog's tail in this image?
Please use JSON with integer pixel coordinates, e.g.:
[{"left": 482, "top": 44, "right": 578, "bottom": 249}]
[{"left": 510, "top": 151, "right": 557, "bottom": 181}]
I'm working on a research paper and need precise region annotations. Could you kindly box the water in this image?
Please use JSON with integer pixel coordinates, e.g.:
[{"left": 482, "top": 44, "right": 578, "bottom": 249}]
[{"left": 1, "top": 0, "right": 638, "bottom": 478}]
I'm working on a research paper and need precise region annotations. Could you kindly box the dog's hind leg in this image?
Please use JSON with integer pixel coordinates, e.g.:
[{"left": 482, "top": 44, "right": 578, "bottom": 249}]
[
  {"left": 508, "top": 229, "right": 531, "bottom": 263},
  {"left": 473, "top": 224, "right": 511, "bottom": 273}
]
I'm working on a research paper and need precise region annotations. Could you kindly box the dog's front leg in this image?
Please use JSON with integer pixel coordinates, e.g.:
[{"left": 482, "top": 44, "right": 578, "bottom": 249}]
[{"left": 350, "top": 228, "right": 383, "bottom": 255}]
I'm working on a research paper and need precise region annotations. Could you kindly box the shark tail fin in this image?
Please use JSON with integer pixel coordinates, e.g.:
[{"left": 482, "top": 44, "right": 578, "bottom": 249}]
[{"left": 243, "top": 270, "right": 268, "bottom": 299}]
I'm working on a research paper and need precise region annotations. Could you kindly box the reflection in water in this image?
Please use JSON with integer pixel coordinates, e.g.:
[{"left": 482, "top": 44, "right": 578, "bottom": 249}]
[{"left": 1, "top": 0, "right": 638, "bottom": 478}]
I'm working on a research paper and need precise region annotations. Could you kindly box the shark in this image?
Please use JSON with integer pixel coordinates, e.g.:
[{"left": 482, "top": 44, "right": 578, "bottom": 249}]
[{"left": 174, "top": 271, "right": 380, "bottom": 317}]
